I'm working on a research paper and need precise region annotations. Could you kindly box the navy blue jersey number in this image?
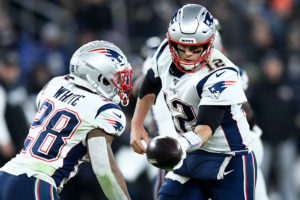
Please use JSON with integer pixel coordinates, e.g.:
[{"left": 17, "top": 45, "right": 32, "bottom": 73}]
[
  {"left": 23, "top": 99, "right": 81, "bottom": 162},
  {"left": 163, "top": 93, "right": 196, "bottom": 132}
]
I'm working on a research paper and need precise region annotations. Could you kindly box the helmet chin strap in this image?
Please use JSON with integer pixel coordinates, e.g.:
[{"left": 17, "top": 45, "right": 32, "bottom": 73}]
[{"left": 120, "top": 93, "right": 129, "bottom": 106}]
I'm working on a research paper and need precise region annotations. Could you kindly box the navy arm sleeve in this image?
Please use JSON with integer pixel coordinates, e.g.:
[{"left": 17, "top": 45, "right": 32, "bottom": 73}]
[
  {"left": 196, "top": 105, "right": 228, "bottom": 133},
  {"left": 138, "top": 69, "right": 162, "bottom": 99}
]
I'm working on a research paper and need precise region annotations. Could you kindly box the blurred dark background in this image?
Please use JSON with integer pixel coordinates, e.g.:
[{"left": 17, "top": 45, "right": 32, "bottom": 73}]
[{"left": 0, "top": 0, "right": 300, "bottom": 200}]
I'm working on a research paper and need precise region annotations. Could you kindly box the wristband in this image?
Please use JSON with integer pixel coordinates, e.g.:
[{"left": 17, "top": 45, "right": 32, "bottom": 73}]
[{"left": 181, "top": 131, "right": 203, "bottom": 152}]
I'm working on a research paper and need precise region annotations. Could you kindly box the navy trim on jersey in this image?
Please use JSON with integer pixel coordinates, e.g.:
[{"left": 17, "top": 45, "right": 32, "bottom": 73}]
[
  {"left": 155, "top": 41, "right": 169, "bottom": 76},
  {"left": 154, "top": 40, "right": 186, "bottom": 78},
  {"left": 156, "top": 41, "right": 168, "bottom": 62},
  {"left": 169, "top": 63, "right": 185, "bottom": 78},
  {"left": 95, "top": 103, "right": 121, "bottom": 118},
  {"left": 51, "top": 142, "right": 87, "bottom": 187},
  {"left": 220, "top": 106, "right": 247, "bottom": 151},
  {"left": 196, "top": 67, "right": 239, "bottom": 98}
]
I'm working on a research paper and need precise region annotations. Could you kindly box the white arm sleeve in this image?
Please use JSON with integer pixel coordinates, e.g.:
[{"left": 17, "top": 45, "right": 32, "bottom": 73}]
[
  {"left": 88, "top": 137, "right": 128, "bottom": 200},
  {"left": 0, "top": 86, "right": 12, "bottom": 146}
]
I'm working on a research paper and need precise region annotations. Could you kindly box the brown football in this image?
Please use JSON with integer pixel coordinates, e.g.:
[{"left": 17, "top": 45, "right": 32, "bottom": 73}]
[{"left": 146, "top": 136, "right": 183, "bottom": 169}]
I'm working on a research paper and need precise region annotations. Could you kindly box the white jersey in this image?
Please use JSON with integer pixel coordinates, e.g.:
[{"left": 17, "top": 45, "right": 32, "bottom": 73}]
[
  {"left": 0, "top": 76, "right": 126, "bottom": 192},
  {"left": 149, "top": 39, "right": 251, "bottom": 155}
]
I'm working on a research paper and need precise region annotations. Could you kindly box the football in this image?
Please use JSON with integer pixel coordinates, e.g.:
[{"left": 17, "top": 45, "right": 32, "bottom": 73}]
[{"left": 146, "top": 136, "right": 183, "bottom": 169}]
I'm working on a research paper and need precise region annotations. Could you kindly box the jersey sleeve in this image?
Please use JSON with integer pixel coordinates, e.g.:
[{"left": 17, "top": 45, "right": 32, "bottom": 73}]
[
  {"left": 198, "top": 67, "right": 247, "bottom": 106},
  {"left": 93, "top": 103, "right": 126, "bottom": 136}
]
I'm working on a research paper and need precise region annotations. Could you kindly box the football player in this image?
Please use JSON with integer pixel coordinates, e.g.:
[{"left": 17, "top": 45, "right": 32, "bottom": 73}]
[
  {"left": 130, "top": 4, "right": 257, "bottom": 200},
  {"left": 0, "top": 41, "right": 132, "bottom": 200},
  {"left": 146, "top": 24, "right": 268, "bottom": 200}
]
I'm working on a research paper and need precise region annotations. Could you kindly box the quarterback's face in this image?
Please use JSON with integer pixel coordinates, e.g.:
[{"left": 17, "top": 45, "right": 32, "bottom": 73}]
[{"left": 177, "top": 44, "right": 204, "bottom": 62}]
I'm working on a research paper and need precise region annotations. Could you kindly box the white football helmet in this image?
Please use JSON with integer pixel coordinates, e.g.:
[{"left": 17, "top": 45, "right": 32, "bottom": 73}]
[
  {"left": 69, "top": 40, "right": 132, "bottom": 105},
  {"left": 167, "top": 4, "right": 216, "bottom": 73}
]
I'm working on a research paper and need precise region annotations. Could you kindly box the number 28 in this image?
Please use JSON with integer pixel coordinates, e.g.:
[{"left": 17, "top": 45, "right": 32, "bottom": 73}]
[{"left": 22, "top": 100, "right": 81, "bottom": 162}]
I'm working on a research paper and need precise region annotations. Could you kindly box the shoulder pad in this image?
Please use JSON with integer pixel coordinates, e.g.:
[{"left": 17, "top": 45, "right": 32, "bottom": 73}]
[
  {"left": 94, "top": 103, "right": 126, "bottom": 136},
  {"left": 198, "top": 67, "right": 247, "bottom": 105}
]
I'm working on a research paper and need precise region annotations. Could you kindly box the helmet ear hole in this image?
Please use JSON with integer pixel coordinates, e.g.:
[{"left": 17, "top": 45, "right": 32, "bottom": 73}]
[
  {"left": 98, "top": 74, "right": 110, "bottom": 86},
  {"left": 103, "top": 78, "right": 110, "bottom": 86}
]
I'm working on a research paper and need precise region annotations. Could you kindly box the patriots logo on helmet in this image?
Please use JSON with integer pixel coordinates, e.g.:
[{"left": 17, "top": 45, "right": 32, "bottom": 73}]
[
  {"left": 88, "top": 48, "right": 123, "bottom": 63},
  {"left": 170, "top": 12, "right": 178, "bottom": 25},
  {"left": 208, "top": 80, "right": 236, "bottom": 99},
  {"left": 204, "top": 12, "right": 214, "bottom": 29},
  {"left": 103, "top": 118, "right": 124, "bottom": 132}
]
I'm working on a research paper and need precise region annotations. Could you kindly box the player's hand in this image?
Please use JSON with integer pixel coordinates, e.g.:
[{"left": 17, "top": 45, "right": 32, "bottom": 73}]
[
  {"left": 130, "top": 126, "right": 150, "bottom": 154},
  {"left": 0, "top": 142, "right": 15, "bottom": 158}
]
